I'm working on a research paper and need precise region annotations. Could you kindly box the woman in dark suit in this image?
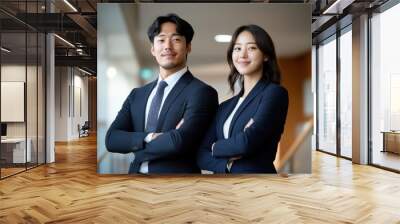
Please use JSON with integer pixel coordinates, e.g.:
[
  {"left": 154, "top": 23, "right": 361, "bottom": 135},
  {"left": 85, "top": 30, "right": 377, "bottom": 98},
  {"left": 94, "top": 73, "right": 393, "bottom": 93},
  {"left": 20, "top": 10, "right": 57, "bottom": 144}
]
[{"left": 197, "top": 25, "right": 289, "bottom": 173}]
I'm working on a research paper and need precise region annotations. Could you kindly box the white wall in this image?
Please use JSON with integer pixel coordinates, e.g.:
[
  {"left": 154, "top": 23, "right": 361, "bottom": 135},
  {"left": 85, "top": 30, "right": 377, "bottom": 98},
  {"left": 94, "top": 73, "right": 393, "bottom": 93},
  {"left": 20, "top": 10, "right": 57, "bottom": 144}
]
[
  {"left": 72, "top": 73, "right": 89, "bottom": 138},
  {"left": 1, "top": 63, "right": 46, "bottom": 164},
  {"left": 54, "top": 67, "right": 89, "bottom": 141},
  {"left": 1, "top": 66, "right": 26, "bottom": 127},
  {"left": 190, "top": 62, "right": 232, "bottom": 103},
  {"left": 1, "top": 65, "right": 27, "bottom": 143},
  {"left": 55, "top": 67, "right": 68, "bottom": 141},
  {"left": 1, "top": 65, "right": 39, "bottom": 138}
]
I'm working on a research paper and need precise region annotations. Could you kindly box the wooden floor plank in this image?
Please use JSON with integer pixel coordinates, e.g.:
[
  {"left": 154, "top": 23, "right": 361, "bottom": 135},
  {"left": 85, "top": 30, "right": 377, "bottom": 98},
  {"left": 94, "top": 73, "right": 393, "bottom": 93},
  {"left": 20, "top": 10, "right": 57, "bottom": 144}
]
[{"left": 1, "top": 135, "right": 400, "bottom": 223}]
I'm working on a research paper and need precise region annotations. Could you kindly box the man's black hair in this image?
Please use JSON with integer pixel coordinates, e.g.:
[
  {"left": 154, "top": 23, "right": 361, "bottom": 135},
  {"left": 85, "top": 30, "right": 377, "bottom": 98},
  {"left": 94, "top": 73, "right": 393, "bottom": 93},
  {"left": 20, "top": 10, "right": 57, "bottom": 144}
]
[{"left": 147, "top": 13, "right": 194, "bottom": 44}]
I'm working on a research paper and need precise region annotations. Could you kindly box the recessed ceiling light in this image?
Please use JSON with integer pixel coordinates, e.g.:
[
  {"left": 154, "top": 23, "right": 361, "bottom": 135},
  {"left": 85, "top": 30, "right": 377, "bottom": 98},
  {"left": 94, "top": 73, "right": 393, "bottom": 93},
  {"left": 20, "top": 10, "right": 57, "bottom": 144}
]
[
  {"left": 63, "top": 0, "right": 78, "bottom": 12},
  {"left": 78, "top": 67, "right": 92, "bottom": 76},
  {"left": 1, "top": 47, "right": 11, "bottom": 53},
  {"left": 54, "top": 34, "right": 75, "bottom": 48},
  {"left": 322, "top": 0, "right": 353, "bottom": 15},
  {"left": 214, "top": 35, "right": 232, "bottom": 43},
  {"left": 107, "top": 67, "right": 117, "bottom": 79}
]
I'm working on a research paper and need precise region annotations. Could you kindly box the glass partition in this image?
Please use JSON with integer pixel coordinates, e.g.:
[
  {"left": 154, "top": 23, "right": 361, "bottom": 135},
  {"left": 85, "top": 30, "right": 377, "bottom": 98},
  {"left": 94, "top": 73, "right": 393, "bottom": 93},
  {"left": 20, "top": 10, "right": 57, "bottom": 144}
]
[
  {"left": 317, "top": 35, "right": 337, "bottom": 155},
  {"left": 1, "top": 30, "right": 28, "bottom": 177},
  {"left": 0, "top": 1, "right": 46, "bottom": 179},
  {"left": 27, "top": 30, "right": 38, "bottom": 169}
]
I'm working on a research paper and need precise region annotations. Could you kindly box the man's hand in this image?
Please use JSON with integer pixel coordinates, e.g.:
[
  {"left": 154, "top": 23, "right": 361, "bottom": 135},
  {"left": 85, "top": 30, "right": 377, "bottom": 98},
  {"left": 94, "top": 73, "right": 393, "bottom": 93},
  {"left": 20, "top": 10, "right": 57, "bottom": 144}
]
[
  {"left": 151, "top": 133, "right": 163, "bottom": 141},
  {"left": 226, "top": 156, "right": 242, "bottom": 173},
  {"left": 244, "top": 118, "right": 254, "bottom": 131},
  {"left": 201, "top": 170, "right": 214, "bottom": 174},
  {"left": 230, "top": 156, "right": 242, "bottom": 161},
  {"left": 147, "top": 118, "right": 183, "bottom": 143},
  {"left": 176, "top": 118, "right": 184, "bottom": 129}
]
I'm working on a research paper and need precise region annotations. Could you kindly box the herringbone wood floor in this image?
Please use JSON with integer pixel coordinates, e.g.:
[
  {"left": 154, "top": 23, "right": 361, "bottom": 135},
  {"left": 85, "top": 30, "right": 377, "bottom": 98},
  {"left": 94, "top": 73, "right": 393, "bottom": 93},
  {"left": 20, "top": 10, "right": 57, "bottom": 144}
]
[{"left": 1, "top": 135, "right": 400, "bottom": 223}]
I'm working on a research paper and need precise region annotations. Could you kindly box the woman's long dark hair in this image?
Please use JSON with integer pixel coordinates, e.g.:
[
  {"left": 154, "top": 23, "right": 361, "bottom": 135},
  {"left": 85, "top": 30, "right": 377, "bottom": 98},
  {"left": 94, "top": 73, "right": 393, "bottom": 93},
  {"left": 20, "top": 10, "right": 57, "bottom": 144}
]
[{"left": 227, "top": 25, "right": 281, "bottom": 94}]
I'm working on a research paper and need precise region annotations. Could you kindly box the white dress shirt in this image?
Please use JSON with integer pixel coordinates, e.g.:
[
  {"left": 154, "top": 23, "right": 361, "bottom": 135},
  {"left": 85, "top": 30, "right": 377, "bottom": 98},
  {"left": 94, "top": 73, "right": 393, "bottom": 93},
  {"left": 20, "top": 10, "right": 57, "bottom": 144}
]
[
  {"left": 136, "top": 66, "right": 188, "bottom": 173},
  {"left": 223, "top": 97, "right": 245, "bottom": 139}
]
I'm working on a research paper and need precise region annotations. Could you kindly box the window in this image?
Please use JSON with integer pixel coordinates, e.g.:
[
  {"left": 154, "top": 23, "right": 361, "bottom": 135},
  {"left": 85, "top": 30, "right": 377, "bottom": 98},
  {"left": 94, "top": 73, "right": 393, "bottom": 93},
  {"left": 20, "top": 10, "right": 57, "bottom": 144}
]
[
  {"left": 370, "top": 2, "right": 400, "bottom": 171},
  {"left": 339, "top": 27, "right": 352, "bottom": 158},
  {"left": 317, "top": 36, "right": 337, "bottom": 154}
]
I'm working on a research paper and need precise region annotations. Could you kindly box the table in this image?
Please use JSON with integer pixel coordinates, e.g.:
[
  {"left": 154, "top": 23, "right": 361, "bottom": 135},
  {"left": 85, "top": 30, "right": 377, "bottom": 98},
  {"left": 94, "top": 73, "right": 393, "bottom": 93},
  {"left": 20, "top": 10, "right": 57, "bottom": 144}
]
[
  {"left": 381, "top": 131, "right": 400, "bottom": 154},
  {"left": 1, "top": 138, "right": 32, "bottom": 163}
]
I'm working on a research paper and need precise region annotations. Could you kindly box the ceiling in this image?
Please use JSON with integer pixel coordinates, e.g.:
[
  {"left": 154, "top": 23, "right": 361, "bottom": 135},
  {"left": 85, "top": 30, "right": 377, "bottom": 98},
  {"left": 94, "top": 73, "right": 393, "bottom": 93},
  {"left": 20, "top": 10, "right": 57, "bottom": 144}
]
[
  {"left": 1, "top": 0, "right": 390, "bottom": 76},
  {"left": 134, "top": 3, "right": 311, "bottom": 68}
]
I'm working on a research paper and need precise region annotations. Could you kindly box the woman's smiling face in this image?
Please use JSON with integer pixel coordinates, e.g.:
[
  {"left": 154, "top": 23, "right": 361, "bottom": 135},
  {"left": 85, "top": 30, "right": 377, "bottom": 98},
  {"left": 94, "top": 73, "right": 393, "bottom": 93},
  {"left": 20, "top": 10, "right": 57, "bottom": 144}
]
[{"left": 232, "top": 31, "right": 267, "bottom": 77}]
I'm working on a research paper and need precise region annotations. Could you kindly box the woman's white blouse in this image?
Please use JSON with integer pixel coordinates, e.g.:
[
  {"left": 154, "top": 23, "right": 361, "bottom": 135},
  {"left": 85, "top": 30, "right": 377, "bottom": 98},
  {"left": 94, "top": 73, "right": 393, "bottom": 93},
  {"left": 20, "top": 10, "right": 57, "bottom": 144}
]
[{"left": 223, "top": 97, "right": 245, "bottom": 139}]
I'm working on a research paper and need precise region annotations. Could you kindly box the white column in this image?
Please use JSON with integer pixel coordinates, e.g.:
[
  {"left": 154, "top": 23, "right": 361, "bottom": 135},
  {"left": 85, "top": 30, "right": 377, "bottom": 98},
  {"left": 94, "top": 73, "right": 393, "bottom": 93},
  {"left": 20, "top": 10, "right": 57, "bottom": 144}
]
[
  {"left": 46, "top": 32, "right": 55, "bottom": 163},
  {"left": 352, "top": 14, "right": 369, "bottom": 164},
  {"left": 312, "top": 45, "right": 317, "bottom": 151},
  {"left": 45, "top": 0, "right": 56, "bottom": 163}
]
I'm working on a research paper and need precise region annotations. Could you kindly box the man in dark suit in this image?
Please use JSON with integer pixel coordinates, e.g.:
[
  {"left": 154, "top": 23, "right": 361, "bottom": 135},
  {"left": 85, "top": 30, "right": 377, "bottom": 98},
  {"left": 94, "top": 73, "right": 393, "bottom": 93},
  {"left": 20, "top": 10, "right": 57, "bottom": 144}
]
[{"left": 105, "top": 14, "right": 218, "bottom": 174}]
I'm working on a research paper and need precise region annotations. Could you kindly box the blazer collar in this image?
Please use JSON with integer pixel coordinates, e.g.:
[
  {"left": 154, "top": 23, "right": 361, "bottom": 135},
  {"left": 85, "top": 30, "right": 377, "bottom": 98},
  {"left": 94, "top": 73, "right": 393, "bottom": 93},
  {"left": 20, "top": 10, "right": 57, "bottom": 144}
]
[
  {"left": 156, "top": 70, "right": 194, "bottom": 131},
  {"left": 218, "top": 96, "right": 239, "bottom": 136},
  {"left": 156, "top": 66, "right": 188, "bottom": 88},
  {"left": 136, "top": 81, "right": 157, "bottom": 131},
  {"left": 228, "top": 79, "right": 269, "bottom": 137}
]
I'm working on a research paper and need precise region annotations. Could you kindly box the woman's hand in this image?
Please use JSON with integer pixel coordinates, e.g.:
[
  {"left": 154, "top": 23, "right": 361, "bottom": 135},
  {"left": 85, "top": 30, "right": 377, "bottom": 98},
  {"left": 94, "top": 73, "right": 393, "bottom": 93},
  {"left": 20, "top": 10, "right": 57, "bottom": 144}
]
[
  {"left": 176, "top": 118, "right": 184, "bottom": 129},
  {"left": 244, "top": 118, "right": 254, "bottom": 131}
]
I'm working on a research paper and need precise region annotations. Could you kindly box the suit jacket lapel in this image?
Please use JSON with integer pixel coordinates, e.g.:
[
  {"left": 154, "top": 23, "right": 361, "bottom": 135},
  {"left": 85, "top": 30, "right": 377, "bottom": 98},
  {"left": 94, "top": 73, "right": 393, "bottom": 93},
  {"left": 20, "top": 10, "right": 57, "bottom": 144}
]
[
  {"left": 217, "top": 96, "right": 239, "bottom": 138},
  {"left": 137, "top": 81, "right": 157, "bottom": 131},
  {"left": 228, "top": 80, "right": 268, "bottom": 137},
  {"left": 156, "top": 71, "right": 193, "bottom": 131}
]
